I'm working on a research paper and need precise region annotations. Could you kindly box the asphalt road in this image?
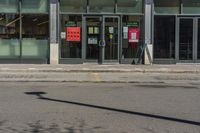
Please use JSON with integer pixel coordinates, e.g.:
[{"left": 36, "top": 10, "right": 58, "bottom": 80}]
[{"left": 0, "top": 82, "right": 200, "bottom": 133}]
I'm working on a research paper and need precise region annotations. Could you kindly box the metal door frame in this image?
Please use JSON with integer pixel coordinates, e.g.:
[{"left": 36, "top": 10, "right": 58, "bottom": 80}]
[
  {"left": 82, "top": 15, "right": 102, "bottom": 63},
  {"left": 176, "top": 17, "right": 198, "bottom": 63},
  {"left": 83, "top": 15, "right": 120, "bottom": 63},
  {"left": 103, "top": 16, "right": 120, "bottom": 63}
]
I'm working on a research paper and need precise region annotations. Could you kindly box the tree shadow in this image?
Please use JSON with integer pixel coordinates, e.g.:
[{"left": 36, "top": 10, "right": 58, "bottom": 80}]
[
  {"left": 1, "top": 120, "right": 104, "bottom": 133},
  {"left": 24, "top": 91, "right": 200, "bottom": 126}
]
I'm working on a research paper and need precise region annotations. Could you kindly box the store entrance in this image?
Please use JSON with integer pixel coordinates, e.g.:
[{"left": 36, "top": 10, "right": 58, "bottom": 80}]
[
  {"left": 84, "top": 16, "right": 120, "bottom": 63},
  {"left": 177, "top": 17, "right": 200, "bottom": 63}
]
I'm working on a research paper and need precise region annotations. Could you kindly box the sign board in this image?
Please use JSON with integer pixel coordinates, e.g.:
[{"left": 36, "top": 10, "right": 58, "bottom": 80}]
[
  {"left": 128, "top": 28, "right": 140, "bottom": 43},
  {"left": 66, "top": 27, "right": 81, "bottom": 42},
  {"left": 65, "top": 21, "right": 76, "bottom": 27},
  {"left": 127, "top": 21, "right": 139, "bottom": 27}
]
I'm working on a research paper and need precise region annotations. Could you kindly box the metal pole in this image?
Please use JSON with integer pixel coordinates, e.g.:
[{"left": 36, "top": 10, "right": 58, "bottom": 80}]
[{"left": 98, "top": 17, "right": 105, "bottom": 64}]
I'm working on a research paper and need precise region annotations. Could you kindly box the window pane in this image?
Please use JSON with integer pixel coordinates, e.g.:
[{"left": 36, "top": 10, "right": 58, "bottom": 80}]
[
  {"left": 60, "top": 0, "right": 87, "bottom": 13},
  {"left": 21, "top": 0, "right": 48, "bottom": 13},
  {"left": 122, "top": 16, "right": 143, "bottom": 58},
  {"left": 89, "top": 0, "right": 115, "bottom": 13},
  {"left": 0, "top": 14, "right": 20, "bottom": 58},
  {"left": 22, "top": 15, "right": 49, "bottom": 58},
  {"left": 154, "top": 16, "right": 175, "bottom": 59},
  {"left": 60, "top": 15, "right": 82, "bottom": 58},
  {"left": 117, "top": 0, "right": 143, "bottom": 14},
  {"left": 154, "top": 0, "right": 180, "bottom": 14},
  {"left": 182, "top": 0, "right": 200, "bottom": 14},
  {"left": 179, "top": 19, "right": 193, "bottom": 60},
  {"left": 198, "top": 19, "right": 200, "bottom": 59},
  {"left": 0, "top": 0, "right": 18, "bottom": 13}
]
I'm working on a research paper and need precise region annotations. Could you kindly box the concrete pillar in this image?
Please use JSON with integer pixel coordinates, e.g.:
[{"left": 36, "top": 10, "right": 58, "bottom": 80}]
[
  {"left": 144, "top": 0, "right": 153, "bottom": 65},
  {"left": 50, "top": 0, "right": 59, "bottom": 65}
]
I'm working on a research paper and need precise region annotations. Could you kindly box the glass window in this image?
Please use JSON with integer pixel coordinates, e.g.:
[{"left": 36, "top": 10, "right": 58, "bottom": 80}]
[
  {"left": 60, "top": 0, "right": 87, "bottom": 13},
  {"left": 154, "top": 16, "right": 175, "bottom": 59},
  {"left": 86, "top": 17, "right": 100, "bottom": 60},
  {"left": 0, "top": 14, "right": 20, "bottom": 57},
  {"left": 122, "top": 16, "right": 143, "bottom": 58},
  {"left": 0, "top": 0, "right": 18, "bottom": 13},
  {"left": 21, "top": 0, "right": 48, "bottom": 13},
  {"left": 22, "top": 15, "right": 49, "bottom": 58},
  {"left": 182, "top": 0, "right": 200, "bottom": 14},
  {"left": 117, "top": 0, "right": 143, "bottom": 14},
  {"left": 154, "top": 0, "right": 180, "bottom": 14},
  {"left": 60, "top": 15, "right": 82, "bottom": 58},
  {"left": 179, "top": 19, "right": 193, "bottom": 60},
  {"left": 89, "top": 0, "right": 115, "bottom": 13},
  {"left": 198, "top": 19, "right": 200, "bottom": 59}
]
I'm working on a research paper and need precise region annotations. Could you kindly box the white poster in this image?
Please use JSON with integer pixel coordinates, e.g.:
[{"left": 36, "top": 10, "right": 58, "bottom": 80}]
[
  {"left": 61, "top": 32, "right": 66, "bottom": 39},
  {"left": 123, "top": 32, "right": 128, "bottom": 39},
  {"left": 131, "top": 33, "right": 137, "bottom": 40},
  {"left": 109, "top": 27, "right": 114, "bottom": 34},
  {"left": 123, "top": 27, "right": 128, "bottom": 33}
]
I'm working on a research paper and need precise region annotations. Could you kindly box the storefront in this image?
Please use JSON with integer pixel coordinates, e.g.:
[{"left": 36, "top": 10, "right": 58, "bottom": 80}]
[
  {"left": 59, "top": 0, "right": 144, "bottom": 64},
  {"left": 0, "top": 0, "right": 49, "bottom": 64},
  {"left": 153, "top": 0, "right": 200, "bottom": 64},
  {"left": 4, "top": 0, "right": 200, "bottom": 65}
]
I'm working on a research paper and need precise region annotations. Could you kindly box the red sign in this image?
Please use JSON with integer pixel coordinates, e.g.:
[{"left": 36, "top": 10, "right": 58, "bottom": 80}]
[
  {"left": 128, "top": 28, "right": 140, "bottom": 43},
  {"left": 66, "top": 27, "right": 81, "bottom": 42}
]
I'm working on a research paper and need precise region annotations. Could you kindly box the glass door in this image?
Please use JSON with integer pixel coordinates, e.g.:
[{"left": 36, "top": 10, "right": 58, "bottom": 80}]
[
  {"left": 103, "top": 16, "right": 120, "bottom": 61},
  {"left": 178, "top": 18, "right": 195, "bottom": 62},
  {"left": 85, "top": 17, "right": 101, "bottom": 61},
  {"left": 84, "top": 16, "right": 120, "bottom": 63}
]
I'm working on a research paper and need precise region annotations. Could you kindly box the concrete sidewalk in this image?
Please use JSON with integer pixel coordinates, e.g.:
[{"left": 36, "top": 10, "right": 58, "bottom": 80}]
[
  {"left": 0, "top": 64, "right": 199, "bottom": 73},
  {"left": 0, "top": 64, "right": 200, "bottom": 83}
]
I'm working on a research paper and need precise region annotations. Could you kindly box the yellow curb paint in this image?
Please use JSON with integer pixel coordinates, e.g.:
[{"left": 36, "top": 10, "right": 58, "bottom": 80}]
[{"left": 92, "top": 73, "right": 101, "bottom": 82}]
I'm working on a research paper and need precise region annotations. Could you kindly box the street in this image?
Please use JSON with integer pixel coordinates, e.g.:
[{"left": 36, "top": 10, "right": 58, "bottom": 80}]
[{"left": 0, "top": 82, "right": 200, "bottom": 133}]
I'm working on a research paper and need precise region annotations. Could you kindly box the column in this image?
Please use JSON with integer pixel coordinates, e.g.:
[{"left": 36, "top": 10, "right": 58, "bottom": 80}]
[
  {"left": 50, "top": 0, "right": 59, "bottom": 64},
  {"left": 144, "top": 0, "right": 153, "bottom": 65}
]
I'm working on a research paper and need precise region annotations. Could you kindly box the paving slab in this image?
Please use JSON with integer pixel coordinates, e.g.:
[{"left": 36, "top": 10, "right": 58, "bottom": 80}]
[{"left": 0, "top": 64, "right": 199, "bottom": 73}]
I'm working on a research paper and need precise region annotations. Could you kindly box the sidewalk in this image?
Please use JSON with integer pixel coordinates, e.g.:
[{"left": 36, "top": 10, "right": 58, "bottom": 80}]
[
  {"left": 0, "top": 64, "right": 200, "bottom": 83},
  {"left": 0, "top": 64, "right": 199, "bottom": 73}
]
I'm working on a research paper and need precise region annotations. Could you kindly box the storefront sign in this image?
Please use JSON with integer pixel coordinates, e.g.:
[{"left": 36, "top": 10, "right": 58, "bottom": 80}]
[
  {"left": 127, "top": 21, "right": 139, "bottom": 27},
  {"left": 65, "top": 21, "right": 76, "bottom": 27},
  {"left": 66, "top": 27, "right": 81, "bottom": 42}
]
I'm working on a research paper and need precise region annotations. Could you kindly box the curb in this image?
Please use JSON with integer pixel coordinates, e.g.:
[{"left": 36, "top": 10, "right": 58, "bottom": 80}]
[
  {"left": 0, "top": 80, "right": 165, "bottom": 83},
  {"left": 0, "top": 69, "right": 199, "bottom": 74}
]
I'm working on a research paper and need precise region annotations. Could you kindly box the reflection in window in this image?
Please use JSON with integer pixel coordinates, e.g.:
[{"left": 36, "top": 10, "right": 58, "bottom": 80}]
[
  {"left": 22, "top": 15, "right": 49, "bottom": 58},
  {"left": 154, "top": 0, "right": 180, "bottom": 14},
  {"left": 154, "top": 16, "right": 175, "bottom": 59},
  {"left": 182, "top": 0, "right": 200, "bottom": 14},
  {"left": 89, "top": 0, "right": 115, "bottom": 13},
  {"left": 117, "top": 0, "right": 143, "bottom": 14},
  {"left": 60, "top": 0, "right": 87, "bottom": 13},
  {"left": 21, "top": 0, "right": 48, "bottom": 13},
  {"left": 0, "top": 14, "right": 20, "bottom": 57},
  {"left": 61, "top": 15, "right": 82, "bottom": 58},
  {"left": 0, "top": 0, "right": 18, "bottom": 13}
]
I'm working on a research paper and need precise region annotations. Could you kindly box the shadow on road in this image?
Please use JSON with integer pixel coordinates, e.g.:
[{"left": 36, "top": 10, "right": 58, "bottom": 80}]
[
  {"left": 24, "top": 91, "right": 200, "bottom": 126},
  {"left": 0, "top": 120, "right": 102, "bottom": 133}
]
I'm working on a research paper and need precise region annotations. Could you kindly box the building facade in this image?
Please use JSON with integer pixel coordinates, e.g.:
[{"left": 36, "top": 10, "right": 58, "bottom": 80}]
[{"left": 0, "top": 0, "right": 199, "bottom": 64}]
